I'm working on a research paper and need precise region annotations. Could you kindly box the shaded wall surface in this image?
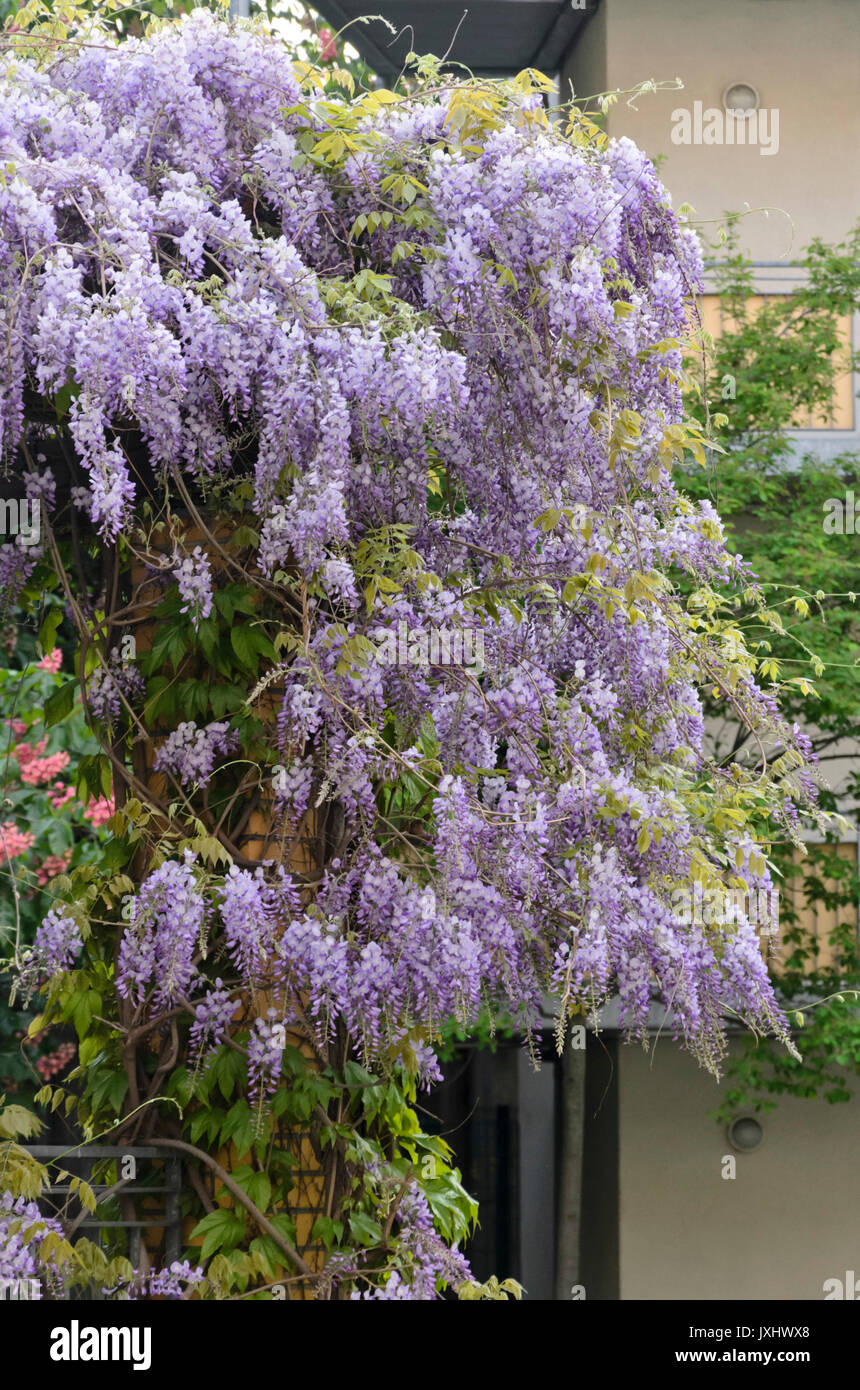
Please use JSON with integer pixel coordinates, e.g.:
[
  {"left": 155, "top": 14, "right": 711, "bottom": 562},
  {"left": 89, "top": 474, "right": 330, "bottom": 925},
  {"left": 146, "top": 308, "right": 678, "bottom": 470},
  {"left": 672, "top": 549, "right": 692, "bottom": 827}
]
[
  {"left": 562, "top": 0, "right": 860, "bottom": 262},
  {"left": 618, "top": 1039, "right": 860, "bottom": 1300},
  {"left": 433, "top": 1032, "right": 860, "bottom": 1300}
]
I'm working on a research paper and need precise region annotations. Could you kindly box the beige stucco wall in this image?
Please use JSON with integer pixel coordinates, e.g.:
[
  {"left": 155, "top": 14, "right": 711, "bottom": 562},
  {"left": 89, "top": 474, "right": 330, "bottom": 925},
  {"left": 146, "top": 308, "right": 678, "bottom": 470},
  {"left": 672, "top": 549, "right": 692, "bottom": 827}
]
[
  {"left": 560, "top": 0, "right": 607, "bottom": 108},
  {"left": 561, "top": 0, "right": 860, "bottom": 260},
  {"left": 618, "top": 1039, "right": 860, "bottom": 1298}
]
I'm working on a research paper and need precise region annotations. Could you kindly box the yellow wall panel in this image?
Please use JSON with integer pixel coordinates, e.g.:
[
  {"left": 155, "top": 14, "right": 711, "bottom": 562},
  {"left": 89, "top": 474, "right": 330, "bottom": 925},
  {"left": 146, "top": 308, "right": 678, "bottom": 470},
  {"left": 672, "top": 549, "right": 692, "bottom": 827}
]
[{"left": 694, "top": 293, "right": 854, "bottom": 430}]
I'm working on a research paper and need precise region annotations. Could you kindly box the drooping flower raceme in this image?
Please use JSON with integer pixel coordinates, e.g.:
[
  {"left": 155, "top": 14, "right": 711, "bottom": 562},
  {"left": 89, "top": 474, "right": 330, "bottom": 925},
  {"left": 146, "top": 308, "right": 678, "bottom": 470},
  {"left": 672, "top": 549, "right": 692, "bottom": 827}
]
[
  {"left": 116, "top": 854, "right": 206, "bottom": 1010},
  {"left": 13, "top": 909, "right": 82, "bottom": 1004},
  {"left": 86, "top": 648, "right": 146, "bottom": 729},
  {"left": 0, "top": 1192, "right": 203, "bottom": 1302},
  {"left": 104, "top": 1259, "right": 205, "bottom": 1301},
  {"left": 153, "top": 721, "right": 239, "bottom": 788},
  {"left": 0, "top": 1193, "right": 66, "bottom": 1296},
  {"left": 172, "top": 546, "right": 214, "bottom": 626}
]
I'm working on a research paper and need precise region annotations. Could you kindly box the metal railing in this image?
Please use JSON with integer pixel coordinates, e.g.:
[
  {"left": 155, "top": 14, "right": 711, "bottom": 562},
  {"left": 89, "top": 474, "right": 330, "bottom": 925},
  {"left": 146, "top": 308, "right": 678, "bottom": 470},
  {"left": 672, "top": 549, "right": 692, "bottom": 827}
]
[{"left": 27, "top": 1144, "right": 183, "bottom": 1294}]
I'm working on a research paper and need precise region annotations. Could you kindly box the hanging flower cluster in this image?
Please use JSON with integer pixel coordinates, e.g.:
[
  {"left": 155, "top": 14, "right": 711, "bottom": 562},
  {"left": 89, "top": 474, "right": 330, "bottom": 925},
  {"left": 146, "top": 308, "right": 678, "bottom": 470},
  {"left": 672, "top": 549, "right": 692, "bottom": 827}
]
[
  {"left": 152, "top": 720, "right": 239, "bottom": 788},
  {"left": 172, "top": 546, "right": 214, "bottom": 627},
  {"left": 86, "top": 648, "right": 146, "bottom": 730},
  {"left": 0, "top": 1191, "right": 204, "bottom": 1301},
  {"left": 104, "top": 1258, "right": 205, "bottom": 1301},
  {"left": 0, "top": 1192, "right": 66, "bottom": 1296},
  {"left": 12, "top": 908, "right": 82, "bottom": 1005},
  {"left": 2, "top": 11, "right": 824, "bottom": 1099}
]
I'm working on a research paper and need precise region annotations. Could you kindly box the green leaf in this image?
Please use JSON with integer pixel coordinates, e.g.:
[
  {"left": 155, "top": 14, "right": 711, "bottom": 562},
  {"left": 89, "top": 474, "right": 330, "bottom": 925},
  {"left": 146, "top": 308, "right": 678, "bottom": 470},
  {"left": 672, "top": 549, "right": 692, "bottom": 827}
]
[
  {"left": 190, "top": 1208, "right": 246, "bottom": 1261},
  {"left": 213, "top": 590, "right": 235, "bottom": 624},
  {"left": 213, "top": 1048, "right": 244, "bottom": 1102},
  {"left": 196, "top": 615, "right": 220, "bottom": 664},
  {"left": 106, "top": 1071, "right": 128, "bottom": 1115},
  {"left": 269, "top": 1212, "right": 298, "bottom": 1248},
  {"left": 209, "top": 683, "right": 245, "bottom": 719},
  {"left": 76, "top": 1179, "right": 97, "bottom": 1214},
  {"left": 166, "top": 1066, "right": 194, "bottom": 1107},
  {"left": 53, "top": 376, "right": 78, "bottom": 421},
  {"left": 222, "top": 1098, "right": 255, "bottom": 1157},
  {"left": 245, "top": 1171, "right": 271, "bottom": 1212},
  {"left": 537, "top": 507, "right": 562, "bottom": 532},
  {"left": 71, "top": 990, "right": 100, "bottom": 1041},
  {"left": 37, "top": 607, "right": 63, "bottom": 656},
  {"left": 311, "top": 1216, "right": 344, "bottom": 1251},
  {"left": 77, "top": 1036, "right": 101, "bottom": 1068},
  {"left": 101, "top": 836, "right": 132, "bottom": 871},
  {"left": 348, "top": 1212, "right": 384, "bottom": 1247},
  {"left": 230, "top": 626, "right": 258, "bottom": 670},
  {"left": 147, "top": 623, "right": 186, "bottom": 673},
  {"left": 0, "top": 1104, "right": 44, "bottom": 1139},
  {"left": 44, "top": 680, "right": 77, "bottom": 728},
  {"left": 77, "top": 754, "right": 112, "bottom": 799},
  {"left": 248, "top": 1235, "right": 282, "bottom": 1280}
]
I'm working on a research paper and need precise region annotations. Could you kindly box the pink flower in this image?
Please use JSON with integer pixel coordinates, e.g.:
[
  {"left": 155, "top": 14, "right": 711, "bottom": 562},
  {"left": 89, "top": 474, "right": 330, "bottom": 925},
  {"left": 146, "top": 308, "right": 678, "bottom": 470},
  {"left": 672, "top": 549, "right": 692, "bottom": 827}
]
[
  {"left": 319, "top": 27, "right": 337, "bottom": 61},
  {"left": 36, "top": 649, "right": 63, "bottom": 674},
  {"left": 15, "top": 738, "right": 70, "bottom": 784},
  {"left": 35, "top": 851, "right": 72, "bottom": 886},
  {"left": 15, "top": 737, "right": 47, "bottom": 765},
  {"left": 6, "top": 720, "right": 27, "bottom": 737},
  {"left": 36, "top": 1040, "right": 76, "bottom": 1080},
  {"left": 19, "top": 749, "right": 70, "bottom": 785},
  {"left": 48, "top": 783, "right": 75, "bottom": 809},
  {"left": 0, "top": 822, "right": 35, "bottom": 861},
  {"left": 85, "top": 796, "right": 115, "bottom": 827}
]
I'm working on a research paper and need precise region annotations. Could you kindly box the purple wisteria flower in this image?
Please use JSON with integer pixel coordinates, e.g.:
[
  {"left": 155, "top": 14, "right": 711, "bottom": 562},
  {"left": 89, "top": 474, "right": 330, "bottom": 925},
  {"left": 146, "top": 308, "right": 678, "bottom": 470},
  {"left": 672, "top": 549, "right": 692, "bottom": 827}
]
[
  {"left": 348, "top": 1180, "right": 471, "bottom": 1299},
  {"left": 247, "top": 1012, "right": 283, "bottom": 1106},
  {"left": 0, "top": 544, "right": 36, "bottom": 616},
  {"left": 0, "top": 1193, "right": 66, "bottom": 1297},
  {"left": 103, "top": 1259, "right": 205, "bottom": 1301},
  {"left": 188, "top": 979, "right": 236, "bottom": 1063},
  {"left": 218, "top": 866, "right": 278, "bottom": 988},
  {"left": 172, "top": 545, "right": 214, "bottom": 626},
  {"left": 86, "top": 647, "right": 146, "bottom": 728},
  {"left": 13, "top": 910, "right": 82, "bottom": 1005},
  {"left": 116, "top": 854, "right": 206, "bottom": 1011},
  {"left": 153, "top": 721, "right": 239, "bottom": 788}
]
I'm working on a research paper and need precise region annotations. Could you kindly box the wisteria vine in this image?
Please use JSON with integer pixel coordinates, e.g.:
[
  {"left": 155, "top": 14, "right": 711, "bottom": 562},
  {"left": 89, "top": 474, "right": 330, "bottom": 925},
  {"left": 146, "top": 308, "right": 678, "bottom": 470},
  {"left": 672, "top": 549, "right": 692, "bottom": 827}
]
[{"left": 0, "top": 8, "right": 830, "bottom": 1297}]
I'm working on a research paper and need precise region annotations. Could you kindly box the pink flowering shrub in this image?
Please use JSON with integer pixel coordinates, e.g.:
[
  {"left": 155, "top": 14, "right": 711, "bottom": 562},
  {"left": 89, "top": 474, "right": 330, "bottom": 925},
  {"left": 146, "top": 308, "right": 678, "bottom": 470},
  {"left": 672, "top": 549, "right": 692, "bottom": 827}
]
[
  {"left": 0, "top": 644, "right": 113, "bottom": 1099},
  {"left": 0, "top": 822, "right": 35, "bottom": 861}
]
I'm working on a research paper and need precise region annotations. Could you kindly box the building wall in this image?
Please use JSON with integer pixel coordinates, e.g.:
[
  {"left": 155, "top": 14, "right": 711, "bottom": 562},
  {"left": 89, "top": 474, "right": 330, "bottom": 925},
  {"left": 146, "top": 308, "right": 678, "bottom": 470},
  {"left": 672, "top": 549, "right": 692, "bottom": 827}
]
[
  {"left": 617, "top": 1038, "right": 860, "bottom": 1299},
  {"left": 561, "top": 0, "right": 860, "bottom": 261},
  {"left": 560, "top": 0, "right": 608, "bottom": 108}
]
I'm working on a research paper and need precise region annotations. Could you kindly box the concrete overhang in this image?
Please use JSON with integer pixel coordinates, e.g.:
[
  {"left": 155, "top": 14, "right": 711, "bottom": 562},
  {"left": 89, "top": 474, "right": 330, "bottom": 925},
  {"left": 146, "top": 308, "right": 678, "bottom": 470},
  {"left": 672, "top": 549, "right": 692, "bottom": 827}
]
[{"left": 312, "top": 0, "right": 600, "bottom": 81}]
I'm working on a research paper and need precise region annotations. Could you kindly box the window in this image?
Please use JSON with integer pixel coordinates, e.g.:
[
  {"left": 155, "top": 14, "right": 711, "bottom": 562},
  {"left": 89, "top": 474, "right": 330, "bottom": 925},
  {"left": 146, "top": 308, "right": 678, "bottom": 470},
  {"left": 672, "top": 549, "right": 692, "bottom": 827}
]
[{"left": 695, "top": 291, "right": 855, "bottom": 431}]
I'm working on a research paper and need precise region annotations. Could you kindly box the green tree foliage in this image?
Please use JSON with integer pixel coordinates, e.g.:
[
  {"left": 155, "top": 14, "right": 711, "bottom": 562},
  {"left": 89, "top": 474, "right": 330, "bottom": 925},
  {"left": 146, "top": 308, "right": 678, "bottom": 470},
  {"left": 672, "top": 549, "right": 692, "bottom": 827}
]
[{"left": 684, "top": 218, "right": 860, "bottom": 1118}]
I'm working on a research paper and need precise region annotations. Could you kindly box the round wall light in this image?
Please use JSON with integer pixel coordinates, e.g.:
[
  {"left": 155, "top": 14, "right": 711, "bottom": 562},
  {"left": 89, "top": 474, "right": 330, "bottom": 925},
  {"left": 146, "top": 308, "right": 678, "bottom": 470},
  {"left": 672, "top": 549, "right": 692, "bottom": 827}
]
[
  {"left": 727, "top": 1115, "right": 764, "bottom": 1152},
  {"left": 723, "top": 82, "right": 759, "bottom": 117}
]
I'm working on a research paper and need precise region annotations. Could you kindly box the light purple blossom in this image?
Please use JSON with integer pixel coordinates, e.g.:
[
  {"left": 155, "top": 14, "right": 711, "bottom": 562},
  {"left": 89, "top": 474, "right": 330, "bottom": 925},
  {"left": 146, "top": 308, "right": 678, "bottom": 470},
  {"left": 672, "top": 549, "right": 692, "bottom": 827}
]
[
  {"left": 116, "top": 854, "right": 206, "bottom": 1010},
  {"left": 86, "top": 647, "right": 146, "bottom": 728},
  {"left": 13, "top": 909, "right": 82, "bottom": 1004},
  {"left": 104, "top": 1259, "right": 205, "bottom": 1300},
  {"left": 172, "top": 545, "right": 214, "bottom": 625},
  {"left": 153, "top": 720, "right": 238, "bottom": 788},
  {"left": 188, "top": 979, "right": 237, "bottom": 1063},
  {"left": 0, "top": 1193, "right": 66, "bottom": 1296},
  {"left": 247, "top": 1012, "right": 283, "bottom": 1105}
]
